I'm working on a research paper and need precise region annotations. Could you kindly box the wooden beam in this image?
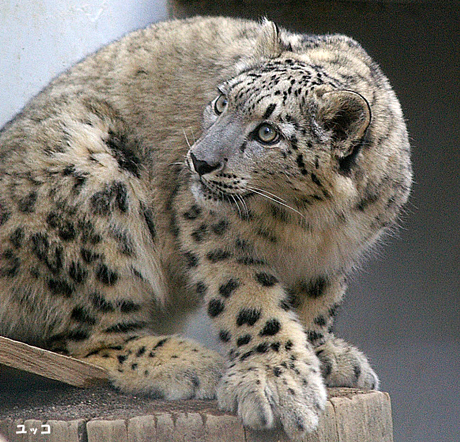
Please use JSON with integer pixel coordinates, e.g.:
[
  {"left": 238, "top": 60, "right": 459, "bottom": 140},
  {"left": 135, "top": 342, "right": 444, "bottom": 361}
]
[{"left": 0, "top": 336, "right": 108, "bottom": 388}]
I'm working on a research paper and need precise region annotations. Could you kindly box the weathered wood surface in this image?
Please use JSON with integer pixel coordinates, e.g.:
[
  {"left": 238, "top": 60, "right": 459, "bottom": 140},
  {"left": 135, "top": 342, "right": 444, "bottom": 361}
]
[
  {"left": 0, "top": 336, "right": 108, "bottom": 388},
  {"left": 0, "top": 338, "right": 393, "bottom": 440},
  {"left": 0, "top": 388, "right": 393, "bottom": 442}
]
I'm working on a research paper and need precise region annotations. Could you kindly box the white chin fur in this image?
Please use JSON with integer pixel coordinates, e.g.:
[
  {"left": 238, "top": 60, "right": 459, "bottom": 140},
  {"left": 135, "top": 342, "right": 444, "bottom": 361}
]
[
  {"left": 190, "top": 181, "right": 222, "bottom": 207},
  {"left": 191, "top": 181, "right": 206, "bottom": 201}
]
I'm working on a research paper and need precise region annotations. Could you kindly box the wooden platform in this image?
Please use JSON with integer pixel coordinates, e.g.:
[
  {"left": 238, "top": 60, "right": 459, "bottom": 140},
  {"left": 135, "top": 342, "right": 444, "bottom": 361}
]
[
  {"left": 0, "top": 337, "right": 393, "bottom": 441},
  {"left": 0, "top": 385, "right": 393, "bottom": 442}
]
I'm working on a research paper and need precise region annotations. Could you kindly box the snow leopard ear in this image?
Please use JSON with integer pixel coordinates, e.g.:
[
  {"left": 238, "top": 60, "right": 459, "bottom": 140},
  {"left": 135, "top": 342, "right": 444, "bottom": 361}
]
[
  {"left": 254, "top": 19, "right": 291, "bottom": 58},
  {"left": 315, "top": 89, "right": 371, "bottom": 157}
]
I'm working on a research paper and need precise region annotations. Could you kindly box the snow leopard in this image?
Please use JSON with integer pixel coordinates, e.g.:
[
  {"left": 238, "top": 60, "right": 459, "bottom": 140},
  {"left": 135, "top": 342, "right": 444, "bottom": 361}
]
[{"left": 0, "top": 16, "right": 412, "bottom": 439}]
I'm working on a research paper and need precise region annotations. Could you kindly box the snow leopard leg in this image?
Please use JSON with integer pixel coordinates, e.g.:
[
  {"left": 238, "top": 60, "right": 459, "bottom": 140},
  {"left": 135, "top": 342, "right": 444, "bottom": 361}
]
[{"left": 293, "top": 275, "right": 380, "bottom": 390}]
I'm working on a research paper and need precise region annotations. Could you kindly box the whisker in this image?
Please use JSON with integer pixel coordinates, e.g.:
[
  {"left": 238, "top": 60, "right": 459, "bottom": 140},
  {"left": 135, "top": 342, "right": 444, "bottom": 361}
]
[
  {"left": 249, "top": 186, "right": 289, "bottom": 204},
  {"left": 246, "top": 186, "right": 286, "bottom": 206},
  {"left": 231, "top": 194, "right": 243, "bottom": 219},
  {"left": 182, "top": 128, "right": 192, "bottom": 148},
  {"left": 247, "top": 186, "right": 305, "bottom": 219},
  {"left": 178, "top": 167, "right": 189, "bottom": 178},
  {"left": 237, "top": 194, "right": 249, "bottom": 219},
  {"left": 190, "top": 129, "right": 197, "bottom": 144},
  {"left": 233, "top": 195, "right": 243, "bottom": 218}
]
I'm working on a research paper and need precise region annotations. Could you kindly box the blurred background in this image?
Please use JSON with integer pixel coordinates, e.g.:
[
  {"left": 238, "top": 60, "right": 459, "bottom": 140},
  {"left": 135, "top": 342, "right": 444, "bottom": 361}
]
[{"left": 1, "top": 1, "right": 458, "bottom": 441}]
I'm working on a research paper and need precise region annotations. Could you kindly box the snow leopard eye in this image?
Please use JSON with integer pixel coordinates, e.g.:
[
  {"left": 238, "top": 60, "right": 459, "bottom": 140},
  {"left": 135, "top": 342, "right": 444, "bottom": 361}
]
[
  {"left": 213, "top": 93, "right": 228, "bottom": 115},
  {"left": 255, "top": 123, "right": 280, "bottom": 144}
]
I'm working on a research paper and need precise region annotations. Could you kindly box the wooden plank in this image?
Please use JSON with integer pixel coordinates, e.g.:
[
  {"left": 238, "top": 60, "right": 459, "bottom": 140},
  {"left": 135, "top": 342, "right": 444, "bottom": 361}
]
[
  {"left": 244, "top": 401, "right": 338, "bottom": 442},
  {"left": 155, "top": 414, "right": 176, "bottom": 442},
  {"left": 203, "top": 414, "right": 246, "bottom": 442},
  {"left": 330, "top": 390, "right": 394, "bottom": 442},
  {"left": 0, "top": 336, "right": 108, "bottom": 388},
  {"left": 308, "top": 401, "right": 339, "bottom": 442},
  {"left": 174, "top": 413, "right": 206, "bottom": 442},
  {"left": 0, "top": 420, "right": 22, "bottom": 442},
  {"left": 127, "top": 416, "right": 157, "bottom": 442},
  {"left": 43, "top": 420, "right": 86, "bottom": 442},
  {"left": 87, "top": 420, "right": 127, "bottom": 442}
]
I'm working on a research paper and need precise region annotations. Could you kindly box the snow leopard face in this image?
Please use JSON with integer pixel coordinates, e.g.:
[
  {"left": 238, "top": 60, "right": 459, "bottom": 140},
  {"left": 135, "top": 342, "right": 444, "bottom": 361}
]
[{"left": 186, "top": 57, "right": 371, "bottom": 212}]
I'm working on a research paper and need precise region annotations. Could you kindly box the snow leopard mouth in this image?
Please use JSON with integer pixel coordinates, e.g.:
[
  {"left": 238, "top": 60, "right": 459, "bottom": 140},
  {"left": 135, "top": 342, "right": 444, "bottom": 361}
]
[
  {"left": 185, "top": 155, "right": 253, "bottom": 204},
  {"left": 191, "top": 176, "right": 253, "bottom": 205}
]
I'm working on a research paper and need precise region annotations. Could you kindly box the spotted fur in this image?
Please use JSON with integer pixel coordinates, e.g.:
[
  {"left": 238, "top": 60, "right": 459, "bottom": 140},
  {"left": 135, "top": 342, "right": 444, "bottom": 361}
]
[{"left": 0, "top": 17, "right": 411, "bottom": 439}]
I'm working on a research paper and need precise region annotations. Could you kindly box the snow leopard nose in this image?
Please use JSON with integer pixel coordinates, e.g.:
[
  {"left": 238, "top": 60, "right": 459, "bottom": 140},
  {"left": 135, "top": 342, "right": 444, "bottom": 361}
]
[{"left": 190, "top": 152, "right": 221, "bottom": 176}]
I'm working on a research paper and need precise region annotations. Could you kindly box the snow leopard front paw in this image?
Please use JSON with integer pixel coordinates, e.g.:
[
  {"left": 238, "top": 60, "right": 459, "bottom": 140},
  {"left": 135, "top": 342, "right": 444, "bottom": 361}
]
[
  {"left": 217, "top": 352, "right": 327, "bottom": 439},
  {"left": 86, "top": 336, "right": 225, "bottom": 399},
  {"left": 315, "top": 337, "right": 380, "bottom": 390}
]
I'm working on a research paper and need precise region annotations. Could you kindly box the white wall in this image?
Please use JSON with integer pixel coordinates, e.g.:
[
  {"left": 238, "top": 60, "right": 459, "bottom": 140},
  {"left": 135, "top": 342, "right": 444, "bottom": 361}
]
[{"left": 0, "top": 0, "right": 168, "bottom": 127}]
